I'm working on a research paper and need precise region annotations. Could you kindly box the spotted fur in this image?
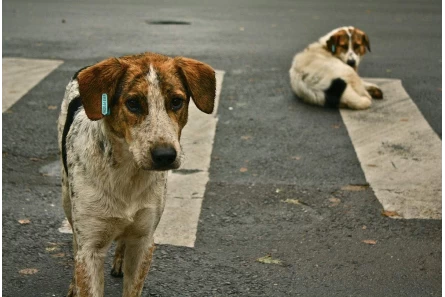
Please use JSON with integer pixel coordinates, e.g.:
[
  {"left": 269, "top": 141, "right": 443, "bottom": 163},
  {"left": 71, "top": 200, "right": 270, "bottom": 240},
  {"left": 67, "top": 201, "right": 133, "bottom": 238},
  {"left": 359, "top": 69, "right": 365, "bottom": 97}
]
[
  {"left": 58, "top": 52, "right": 216, "bottom": 297},
  {"left": 289, "top": 26, "right": 383, "bottom": 110}
]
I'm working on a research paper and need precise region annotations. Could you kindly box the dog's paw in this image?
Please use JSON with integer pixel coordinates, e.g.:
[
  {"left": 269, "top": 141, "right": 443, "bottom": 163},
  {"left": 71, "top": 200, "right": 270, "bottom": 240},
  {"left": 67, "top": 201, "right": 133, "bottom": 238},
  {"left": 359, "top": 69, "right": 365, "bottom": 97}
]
[
  {"left": 367, "top": 86, "right": 383, "bottom": 99},
  {"left": 110, "top": 266, "right": 124, "bottom": 278},
  {"left": 111, "top": 242, "right": 125, "bottom": 278},
  {"left": 111, "top": 250, "right": 124, "bottom": 277}
]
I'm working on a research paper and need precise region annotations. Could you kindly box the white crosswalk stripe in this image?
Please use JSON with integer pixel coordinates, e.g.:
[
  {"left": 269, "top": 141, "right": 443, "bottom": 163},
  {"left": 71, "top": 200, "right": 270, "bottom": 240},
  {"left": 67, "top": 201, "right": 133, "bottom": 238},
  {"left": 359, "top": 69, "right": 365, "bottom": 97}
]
[
  {"left": 341, "top": 78, "right": 441, "bottom": 219},
  {"left": 2, "top": 58, "right": 63, "bottom": 112},
  {"left": 154, "top": 70, "right": 225, "bottom": 247}
]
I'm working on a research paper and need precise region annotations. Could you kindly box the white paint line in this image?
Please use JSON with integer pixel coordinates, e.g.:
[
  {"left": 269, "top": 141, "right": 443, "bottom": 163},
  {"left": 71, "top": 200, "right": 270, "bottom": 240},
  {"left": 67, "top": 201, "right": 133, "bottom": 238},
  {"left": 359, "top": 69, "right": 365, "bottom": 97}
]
[
  {"left": 154, "top": 70, "right": 225, "bottom": 247},
  {"left": 58, "top": 218, "right": 73, "bottom": 234},
  {"left": 56, "top": 71, "right": 225, "bottom": 247},
  {"left": 340, "top": 78, "right": 441, "bottom": 219},
  {"left": 2, "top": 58, "right": 63, "bottom": 112}
]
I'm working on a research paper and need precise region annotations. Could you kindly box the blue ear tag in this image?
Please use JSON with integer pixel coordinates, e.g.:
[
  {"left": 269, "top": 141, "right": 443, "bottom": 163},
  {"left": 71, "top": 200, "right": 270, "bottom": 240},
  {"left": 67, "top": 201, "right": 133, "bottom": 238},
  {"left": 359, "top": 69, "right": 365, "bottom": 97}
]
[
  {"left": 331, "top": 44, "right": 336, "bottom": 53},
  {"left": 101, "top": 93, "right": 110, "bottom": 116}
]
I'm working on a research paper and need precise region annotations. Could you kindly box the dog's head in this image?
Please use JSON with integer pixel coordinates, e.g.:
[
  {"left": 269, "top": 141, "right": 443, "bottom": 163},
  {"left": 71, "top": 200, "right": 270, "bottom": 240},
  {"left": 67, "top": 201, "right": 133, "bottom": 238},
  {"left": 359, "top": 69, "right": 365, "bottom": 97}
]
[
  {"left": 76, "top": 53, "right": 216, "bottom": 171},
  {"left": 324, "top": 26, "right": 371, "bottom": 70}
]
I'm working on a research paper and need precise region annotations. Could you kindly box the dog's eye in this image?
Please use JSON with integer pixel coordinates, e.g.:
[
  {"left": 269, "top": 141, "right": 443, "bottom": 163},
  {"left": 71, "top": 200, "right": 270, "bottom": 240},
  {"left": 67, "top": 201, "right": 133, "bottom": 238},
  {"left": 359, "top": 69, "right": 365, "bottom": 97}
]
[
  {"left": 171, "top": 97, "right": 183, "bottom": 111},
  {"left": 125, "top": 98, "right": 142, "bottom": 114}
]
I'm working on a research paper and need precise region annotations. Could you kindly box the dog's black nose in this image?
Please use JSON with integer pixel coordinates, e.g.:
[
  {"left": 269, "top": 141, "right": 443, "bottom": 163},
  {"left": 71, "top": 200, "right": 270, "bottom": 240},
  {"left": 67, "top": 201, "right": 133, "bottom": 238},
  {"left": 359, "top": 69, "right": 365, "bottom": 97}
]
[
  {"left": 151, "top": 146, "right": 177, "bottom": 167},
  {"left": 346, "top": 59, "right": 356, "bottom": 67}
]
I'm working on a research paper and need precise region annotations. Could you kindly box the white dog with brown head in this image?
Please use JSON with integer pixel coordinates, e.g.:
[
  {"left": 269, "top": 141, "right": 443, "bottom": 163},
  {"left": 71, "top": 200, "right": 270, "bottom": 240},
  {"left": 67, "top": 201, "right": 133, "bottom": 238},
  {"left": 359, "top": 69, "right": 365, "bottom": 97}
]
[
  {"left": 289, "top": 26, "right": 383, "bottom": 109},
  {"left": 58, "top": 52, "right": 216, "bottom": 297}
]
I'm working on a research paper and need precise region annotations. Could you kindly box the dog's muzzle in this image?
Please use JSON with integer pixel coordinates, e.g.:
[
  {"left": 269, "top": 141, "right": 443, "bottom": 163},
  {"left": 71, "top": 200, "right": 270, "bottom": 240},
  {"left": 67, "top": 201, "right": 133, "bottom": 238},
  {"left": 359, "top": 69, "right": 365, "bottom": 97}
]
[
  {"left": 151, "top": 146, "right": 177, "bottom": 169},
  {"left": 346, "top": 59, "right": 356, "bottom": 68}
]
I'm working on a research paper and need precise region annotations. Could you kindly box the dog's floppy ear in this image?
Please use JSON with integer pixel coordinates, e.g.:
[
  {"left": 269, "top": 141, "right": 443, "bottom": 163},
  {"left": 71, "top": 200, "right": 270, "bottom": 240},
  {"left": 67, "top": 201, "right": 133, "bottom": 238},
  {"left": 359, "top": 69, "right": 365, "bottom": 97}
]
[
  {"left": 352, "top": 28, "right": 371, "bottom": 53},
  {"left": 362, "top": 33, "right": 371, "bottom": 52},
  {"left": 174, "top": 57, "right": 216, "bottom": 114},
  {"left": 76, "top": 57, "right": 127, "bottom": 120},
  {"left": 326, "top": 34, "right": 340, "bottom": 54}
]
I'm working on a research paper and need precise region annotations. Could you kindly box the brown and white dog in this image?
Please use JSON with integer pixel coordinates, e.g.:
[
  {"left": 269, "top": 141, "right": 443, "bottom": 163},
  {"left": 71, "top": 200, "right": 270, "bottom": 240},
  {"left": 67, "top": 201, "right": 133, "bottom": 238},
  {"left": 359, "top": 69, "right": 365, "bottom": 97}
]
[
  {"left": 57, "top": 53, "right": 216, "bottom": 297},
  {"left": 289, "top": 26, "right": 383, "bottom": 109}
]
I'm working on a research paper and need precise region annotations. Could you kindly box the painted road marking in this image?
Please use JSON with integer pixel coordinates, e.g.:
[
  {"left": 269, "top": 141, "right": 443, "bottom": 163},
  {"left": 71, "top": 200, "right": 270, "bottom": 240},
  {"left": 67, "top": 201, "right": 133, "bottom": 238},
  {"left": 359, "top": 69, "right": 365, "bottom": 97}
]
[
  {"left": 154, "top": 70, "right": 224, "bottom": 247},
  {"left": 57, "top": 71, "right": 225, "bottom": 247},
  {"left": 2, "top": 58, "right": 63, "bottom": 112},
  {"left": 340, "top": 78, "right": 441, "bottom": 219}
]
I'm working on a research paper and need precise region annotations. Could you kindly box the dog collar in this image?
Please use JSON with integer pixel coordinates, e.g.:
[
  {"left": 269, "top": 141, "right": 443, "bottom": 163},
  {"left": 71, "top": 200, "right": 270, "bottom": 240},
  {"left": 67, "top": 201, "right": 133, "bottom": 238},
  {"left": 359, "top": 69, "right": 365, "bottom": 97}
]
[{"left": 102, "top": 93, "right": 110, "bottom": 116}]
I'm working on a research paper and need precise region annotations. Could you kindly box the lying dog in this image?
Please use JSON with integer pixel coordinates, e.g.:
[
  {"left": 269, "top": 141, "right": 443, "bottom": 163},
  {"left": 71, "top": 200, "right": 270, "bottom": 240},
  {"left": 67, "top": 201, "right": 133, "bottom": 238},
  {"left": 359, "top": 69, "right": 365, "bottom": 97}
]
[
  {"left": 289, "top": 26, "right": 383, "bottom": 109},
  {"left": 57, "top": 52, "right": 216, "bottom": 297}
]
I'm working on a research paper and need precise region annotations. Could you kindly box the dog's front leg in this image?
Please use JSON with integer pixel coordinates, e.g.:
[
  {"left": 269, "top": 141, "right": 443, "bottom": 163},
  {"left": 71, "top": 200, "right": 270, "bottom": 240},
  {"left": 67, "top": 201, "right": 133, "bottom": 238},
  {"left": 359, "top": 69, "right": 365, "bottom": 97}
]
[
  {"left": 72, "top": 218, "right": 114, "bottom": 297},
  {"left": 73, "top": 247, "right": 107, "bottom": 297},
  {"left": 122, "top": 236, "right": 156, "bottom": 297}
]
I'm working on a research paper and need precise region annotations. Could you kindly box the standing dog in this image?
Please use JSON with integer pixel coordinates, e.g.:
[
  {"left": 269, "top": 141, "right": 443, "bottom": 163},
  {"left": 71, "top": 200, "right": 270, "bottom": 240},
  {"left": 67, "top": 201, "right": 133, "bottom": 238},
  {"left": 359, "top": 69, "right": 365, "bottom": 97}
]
[
  {"left": 58, "top": 52, "right": 216, "bottom": 297},
  {"left": 289, "top": 26, "right": 383, "bottom": 109}
]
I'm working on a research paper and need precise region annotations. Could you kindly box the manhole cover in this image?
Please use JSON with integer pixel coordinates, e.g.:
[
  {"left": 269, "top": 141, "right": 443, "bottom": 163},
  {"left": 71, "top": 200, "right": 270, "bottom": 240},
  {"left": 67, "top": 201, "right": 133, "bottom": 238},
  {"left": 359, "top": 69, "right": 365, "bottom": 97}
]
[{"left": 145, "top": 20, "right": 191, "bottom": 25}]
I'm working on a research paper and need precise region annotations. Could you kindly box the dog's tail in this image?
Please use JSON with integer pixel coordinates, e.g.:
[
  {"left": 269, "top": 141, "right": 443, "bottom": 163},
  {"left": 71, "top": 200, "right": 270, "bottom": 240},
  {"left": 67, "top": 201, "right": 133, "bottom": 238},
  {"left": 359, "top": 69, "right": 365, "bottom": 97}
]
[{"left": 323, "top": 78, "right": 347, "bottom": 108}]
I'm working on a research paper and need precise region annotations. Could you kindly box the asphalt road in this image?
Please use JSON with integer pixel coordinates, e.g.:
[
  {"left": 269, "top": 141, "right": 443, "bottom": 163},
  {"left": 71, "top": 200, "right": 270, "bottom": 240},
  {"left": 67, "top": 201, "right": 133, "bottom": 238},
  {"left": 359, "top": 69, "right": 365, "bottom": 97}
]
[{"left": 2, "top": 0, "right": 442, "bottom": 296}]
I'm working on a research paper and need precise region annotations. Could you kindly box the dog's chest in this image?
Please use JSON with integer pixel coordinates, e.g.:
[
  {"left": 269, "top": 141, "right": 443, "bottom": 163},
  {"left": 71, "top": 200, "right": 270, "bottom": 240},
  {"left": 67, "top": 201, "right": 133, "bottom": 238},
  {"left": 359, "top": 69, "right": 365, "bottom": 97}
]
[
  {"left": 77, "top": 162, "right": 167, "bottom": 220},
  {"left": 66, "top": 123, "right": 168, "bottom": 221}
]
